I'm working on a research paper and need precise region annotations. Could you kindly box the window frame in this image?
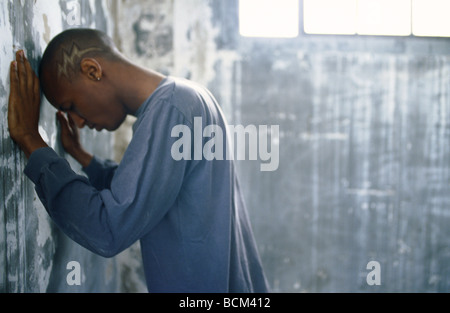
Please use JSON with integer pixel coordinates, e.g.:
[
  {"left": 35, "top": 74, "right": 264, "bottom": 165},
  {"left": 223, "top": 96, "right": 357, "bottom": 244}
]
[
  {"left": 301, "top": 0, "right": 450, "bottom": 39},
  {"left": 238, "top": 0, "right": 450, "bottom": 39}
]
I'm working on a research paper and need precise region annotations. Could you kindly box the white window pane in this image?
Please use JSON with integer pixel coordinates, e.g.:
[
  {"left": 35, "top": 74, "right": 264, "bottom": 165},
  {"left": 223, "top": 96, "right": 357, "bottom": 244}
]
[
  {"left": 239, "top": 0, "right": 299, "bottom": 38},
  {"left": 413, "top": 0, "right": 450, "bottom": 37},
  {"left": 357, "top": 0, "right": 411, "bottom": 36},
  {"left": 304, "top": 0, "right": 357, "bottom": 35}
]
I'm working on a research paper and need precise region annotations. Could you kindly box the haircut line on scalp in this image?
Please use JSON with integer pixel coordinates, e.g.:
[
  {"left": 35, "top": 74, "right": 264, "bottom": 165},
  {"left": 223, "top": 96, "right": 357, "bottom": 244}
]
[{"left": 57, "top": 42, "right": 102, "bottom": 81}]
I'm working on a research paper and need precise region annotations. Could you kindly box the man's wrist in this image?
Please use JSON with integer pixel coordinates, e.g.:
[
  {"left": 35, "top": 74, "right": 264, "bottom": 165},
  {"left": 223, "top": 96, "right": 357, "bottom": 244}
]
[
  {"left": 18, "top": 134, "right": 48, "bottom": 159},
  {"left": 70, "top": 148, "right": 94, "bottom": 168}
]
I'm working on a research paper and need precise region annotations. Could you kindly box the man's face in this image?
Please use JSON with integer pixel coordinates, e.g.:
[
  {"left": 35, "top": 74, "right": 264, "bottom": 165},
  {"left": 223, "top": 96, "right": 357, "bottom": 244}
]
[{"left": 44, "top": 73, "right": 127, "bottom": 132}]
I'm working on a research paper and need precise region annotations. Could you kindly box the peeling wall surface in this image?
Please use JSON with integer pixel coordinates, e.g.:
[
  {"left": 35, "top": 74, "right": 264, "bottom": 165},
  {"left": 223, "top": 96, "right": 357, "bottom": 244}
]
[
  {"left": 2, "top": 0, "right": 450, "bottom": 293},
  {"left": 236, "top": 51, "right": 450, "bottom": 292},
  {"left": 1, "top": 0, "right": 119, "bottom": 293}
]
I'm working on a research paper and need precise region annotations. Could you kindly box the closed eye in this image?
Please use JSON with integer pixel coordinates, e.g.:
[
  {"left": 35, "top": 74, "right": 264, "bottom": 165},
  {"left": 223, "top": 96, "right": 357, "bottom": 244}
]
[{"left": 60, "top": 103, "right": 74, "bottom": 112}]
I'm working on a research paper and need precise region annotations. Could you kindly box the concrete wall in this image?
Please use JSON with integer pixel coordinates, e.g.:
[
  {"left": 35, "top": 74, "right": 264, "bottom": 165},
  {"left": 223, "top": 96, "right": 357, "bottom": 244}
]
[
  {"left": 236, "top": 49, "right": 450, "bottom": 292},
  {"left": 0, "top": 0, "right": 119, "bottom": 293}
]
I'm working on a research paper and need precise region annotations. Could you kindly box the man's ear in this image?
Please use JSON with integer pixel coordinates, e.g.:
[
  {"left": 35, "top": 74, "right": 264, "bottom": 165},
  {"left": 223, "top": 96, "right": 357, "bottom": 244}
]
[{"left": 80, "top": 58, "right": 102, "bottom": 81}]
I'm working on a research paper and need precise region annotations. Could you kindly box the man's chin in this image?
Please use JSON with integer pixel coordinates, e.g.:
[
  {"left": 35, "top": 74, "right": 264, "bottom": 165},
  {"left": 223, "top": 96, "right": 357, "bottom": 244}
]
[
  {"left": 109, "top": 116, "right": 128, "bottom": 132},
  {"left": 105, "top": 124, "right": 121, "bottom": 132}
]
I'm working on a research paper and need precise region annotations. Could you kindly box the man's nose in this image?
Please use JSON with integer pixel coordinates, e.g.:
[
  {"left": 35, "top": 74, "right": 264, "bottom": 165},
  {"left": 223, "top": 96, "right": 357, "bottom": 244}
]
[{"left": 68, "top": 112, "right": 86, "bottom": 128}]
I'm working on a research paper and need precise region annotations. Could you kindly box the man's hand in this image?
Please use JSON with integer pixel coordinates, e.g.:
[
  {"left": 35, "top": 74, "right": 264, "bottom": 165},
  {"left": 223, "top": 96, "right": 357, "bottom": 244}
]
[
  {"left": 8, "top": 50, "right": 47, "bottom": 158},
  {"left": 56, "top": 111, "right": 93, "bottom": 168}
]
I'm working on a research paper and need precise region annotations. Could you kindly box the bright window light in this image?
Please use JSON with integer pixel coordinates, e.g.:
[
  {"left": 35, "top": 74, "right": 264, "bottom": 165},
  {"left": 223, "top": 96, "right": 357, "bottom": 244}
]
[
  {"left": 304, "top": 0, "right": 357, "bottom": 35},
  {"left": 412, "top": 0, "right": 450, "bottom": 37},
  {"left": 239, "top": 0, "right": 299, "bottom": 38},
  {"left": 357, "top": 0, "right": 411, "bottom": 36}
]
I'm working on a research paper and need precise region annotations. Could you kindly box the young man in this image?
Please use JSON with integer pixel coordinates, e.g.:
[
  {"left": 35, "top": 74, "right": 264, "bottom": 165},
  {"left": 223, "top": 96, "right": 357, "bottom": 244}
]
[{"left": 8, "top": 28, "right": 269, "bottom": 293}]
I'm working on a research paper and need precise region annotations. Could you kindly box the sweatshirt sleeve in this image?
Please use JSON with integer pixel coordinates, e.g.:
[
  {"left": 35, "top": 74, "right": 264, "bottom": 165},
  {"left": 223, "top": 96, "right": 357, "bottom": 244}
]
[
  {"left": 83, "top": 156, "right": 118, "bottom": 190},
  {"left": 24, "top": 100, "right": 190, "bottom": 258}
]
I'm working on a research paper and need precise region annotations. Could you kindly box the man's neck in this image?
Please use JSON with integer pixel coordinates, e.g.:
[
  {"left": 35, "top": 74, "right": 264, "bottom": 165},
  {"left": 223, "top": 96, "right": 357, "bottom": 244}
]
[{"left": 111, "top": 60, "right": 166, "bottom": 116}]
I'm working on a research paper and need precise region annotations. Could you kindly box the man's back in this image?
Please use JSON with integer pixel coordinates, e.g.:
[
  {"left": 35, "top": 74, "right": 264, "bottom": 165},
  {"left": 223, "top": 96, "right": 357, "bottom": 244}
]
[{"left": 126, "top": 77, "right": 269, "bottom": 292}]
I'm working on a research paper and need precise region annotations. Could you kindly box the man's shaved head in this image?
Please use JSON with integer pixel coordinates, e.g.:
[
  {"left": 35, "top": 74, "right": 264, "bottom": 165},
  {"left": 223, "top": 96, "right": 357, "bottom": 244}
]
[
  {"left": 38, "top": 28, "right": 164, "bottom": 132},
  {"left": 39, "top": 28, "right": 120, "bottom": 94},
  {"left": 38, "top": 28, "right": 133, "bottom": 132}
]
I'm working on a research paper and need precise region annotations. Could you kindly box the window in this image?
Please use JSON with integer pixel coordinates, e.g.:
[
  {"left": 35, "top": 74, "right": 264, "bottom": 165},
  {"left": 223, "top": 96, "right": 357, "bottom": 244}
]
[
  {"left": 238, "top": 0, "right": 450, "bottom": 38},
  {"left": 303, "top": 0, "right": 450, "bottom": 37},
  {"left": 239, "top": 0, "right": 299, "bottom": 38},
  {"left": 412, "top": 0, "right": 450, "bottom": 37},
  {"left": 357, "top": 0, "right": 411, "bottom": 36},
  {"left": 304, "top": 0, "right": 357, "bottom": 35}
]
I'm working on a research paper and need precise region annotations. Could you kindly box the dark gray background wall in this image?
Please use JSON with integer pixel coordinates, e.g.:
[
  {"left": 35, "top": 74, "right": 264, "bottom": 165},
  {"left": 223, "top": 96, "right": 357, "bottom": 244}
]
[{"left": 1, "top": 0, "right": 450, "bottom": 293}]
